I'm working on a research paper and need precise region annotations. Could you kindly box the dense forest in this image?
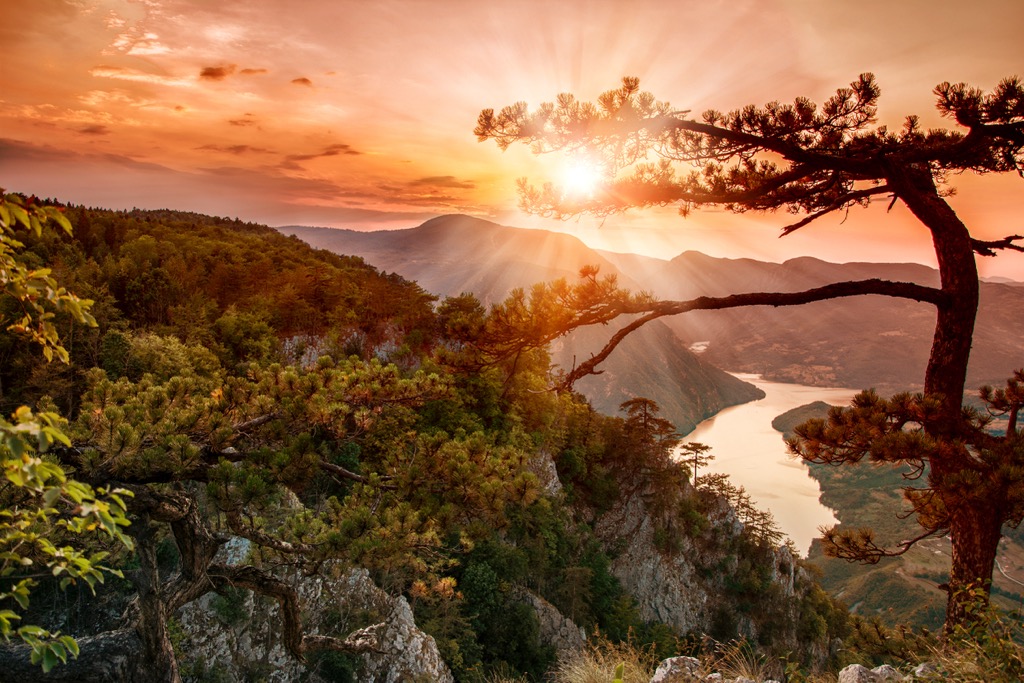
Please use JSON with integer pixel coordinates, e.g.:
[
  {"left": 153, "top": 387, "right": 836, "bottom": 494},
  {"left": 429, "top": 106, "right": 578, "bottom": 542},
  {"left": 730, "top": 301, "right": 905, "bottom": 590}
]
[{"left": 0, "top": 199, "right": 864, "bottom": 682}]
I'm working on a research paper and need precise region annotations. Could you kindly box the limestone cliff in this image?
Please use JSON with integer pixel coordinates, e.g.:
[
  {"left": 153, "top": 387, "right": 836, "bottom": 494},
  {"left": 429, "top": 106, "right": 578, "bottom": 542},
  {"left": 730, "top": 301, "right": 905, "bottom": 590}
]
[
  {"left": 175, "top": 554, "right": 453, "bottom": 683},
  {"left": 590, "top": 478, "right": 828, "bottom": 661}
]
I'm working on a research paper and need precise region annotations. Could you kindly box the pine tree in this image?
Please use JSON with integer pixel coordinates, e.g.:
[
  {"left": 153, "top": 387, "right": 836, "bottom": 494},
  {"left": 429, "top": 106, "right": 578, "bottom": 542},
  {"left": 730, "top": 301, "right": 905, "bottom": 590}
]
[{"left": 476, "top": 74, "right": 1024, "bottom": 629}]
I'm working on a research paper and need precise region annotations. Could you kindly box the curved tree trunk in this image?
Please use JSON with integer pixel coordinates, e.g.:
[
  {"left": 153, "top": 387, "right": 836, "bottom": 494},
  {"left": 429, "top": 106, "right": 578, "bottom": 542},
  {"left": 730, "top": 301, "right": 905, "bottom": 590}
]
[
  {"left": 888, "top": 163, "right": 995, "bottom": 630},
  {"left": 131, "top": 515, "right": 180, "bottom": 683}
]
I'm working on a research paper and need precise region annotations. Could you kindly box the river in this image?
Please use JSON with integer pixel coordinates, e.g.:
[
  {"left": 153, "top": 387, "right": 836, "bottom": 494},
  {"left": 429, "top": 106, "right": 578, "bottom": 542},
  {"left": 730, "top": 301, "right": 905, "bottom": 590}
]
[{"left": 679, "top": 374, "right": 859, "bottom": 556}]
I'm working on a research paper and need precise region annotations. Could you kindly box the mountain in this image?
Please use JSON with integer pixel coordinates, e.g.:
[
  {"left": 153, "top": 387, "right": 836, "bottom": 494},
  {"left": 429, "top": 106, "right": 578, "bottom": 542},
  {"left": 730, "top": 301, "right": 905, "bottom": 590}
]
[
  {"left": 281, "top": 215, "right": 645, "bottom": 306},
  {"left": 598, "top": 249, "right": 1024, "bottom": 393},
  {"left": 281, "top": 215, "right": 764, "bottom": 433},
  {"left": 285, "top": 213, "right": 1024, "bottom": 409}
]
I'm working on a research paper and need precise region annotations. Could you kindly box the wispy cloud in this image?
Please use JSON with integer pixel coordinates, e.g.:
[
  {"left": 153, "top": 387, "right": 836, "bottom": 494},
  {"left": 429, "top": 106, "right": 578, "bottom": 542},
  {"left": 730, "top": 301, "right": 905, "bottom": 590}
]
[
  {"left": 279, "top": 143, "right": 361, "bottom": 169},
  {"left": 77, "top": 124, "right": 110, "bottom": 136},
  {"left": 90, "top": 65, "right": 192, "bottom": 87},
  {"left": 407, "top": 175, "right": 476, "bottom": 190},
  {"left": 239, "top": 68, "right": 267, "bottom": 76},
  {"left": 228, "top": 114, "right": 257, "bottom": 126},
  {"left": 291, "top": 77, "right": 313, "bottom": 87},
  {"left": 197, "top": 144, "right": 274, "bottom": 155}
]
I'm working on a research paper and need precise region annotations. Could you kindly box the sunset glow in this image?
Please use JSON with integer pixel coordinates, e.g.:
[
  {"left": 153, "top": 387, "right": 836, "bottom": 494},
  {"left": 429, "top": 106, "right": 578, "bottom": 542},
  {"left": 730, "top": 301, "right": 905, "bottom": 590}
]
[
  {"left": 560, "top": 159, "right": 605, "bottom": 198},
  {"left": 2, "top": 0, "right": 1023, "bottom": 277}
]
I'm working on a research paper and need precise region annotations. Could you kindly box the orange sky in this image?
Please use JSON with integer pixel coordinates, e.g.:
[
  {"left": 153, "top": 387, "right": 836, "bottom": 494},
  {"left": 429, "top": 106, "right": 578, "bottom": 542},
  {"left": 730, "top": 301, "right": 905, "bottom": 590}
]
[{"left": 2, "top": 0, "right": 1023, "bottom": 278}]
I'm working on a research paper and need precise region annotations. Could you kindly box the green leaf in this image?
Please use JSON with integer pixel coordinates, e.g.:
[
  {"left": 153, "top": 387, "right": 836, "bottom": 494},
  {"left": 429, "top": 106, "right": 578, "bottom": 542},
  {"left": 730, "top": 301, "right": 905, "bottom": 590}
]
[
  {"left": 50, "top": 211, "right": 73, "bottom": 235},
  {"left": 60, "top": 635, "right": 79, "bottom": 657},
  {"left": 41, "top": 646, "right": 58, "bottom": 673}
]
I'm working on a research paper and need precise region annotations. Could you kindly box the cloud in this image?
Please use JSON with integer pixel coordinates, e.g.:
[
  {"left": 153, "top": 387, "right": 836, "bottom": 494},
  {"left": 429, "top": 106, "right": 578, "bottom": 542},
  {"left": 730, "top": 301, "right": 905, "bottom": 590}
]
[
  {"left": 279, "top": 143, "right": 361, "bottom": 169},
  {"left": 228, "top": 115, "right": 257, "bottom": 126},
  {"left": 200, "top": 64, "right": 237, "bottom": 81},
  {"left": 77, "top": 124, "right": 110, "bottom": 136},
  {"left": 0, "top": 138, "right": 445, "bottom": 230},
  {"left": 407, "top": 175, "right": 476, "bottom": 190},
  {"left": 291, "top": 77, "right": 313, "bottom": 86},
  {"left": 197, "top": 144, "right": 274, "bottom": 155},
  {"left": 239, "top": 68, "right": 267, "bottom": 76},
  {"left": 90, "top": 65, "right": 192, "bottom": 87}
]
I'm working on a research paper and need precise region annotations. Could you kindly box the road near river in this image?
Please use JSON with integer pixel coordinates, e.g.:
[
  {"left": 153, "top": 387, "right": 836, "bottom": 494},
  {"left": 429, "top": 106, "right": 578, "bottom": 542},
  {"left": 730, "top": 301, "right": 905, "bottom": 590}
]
[{"left": 679, "top": 374, "right": 859, "bottom": 556}]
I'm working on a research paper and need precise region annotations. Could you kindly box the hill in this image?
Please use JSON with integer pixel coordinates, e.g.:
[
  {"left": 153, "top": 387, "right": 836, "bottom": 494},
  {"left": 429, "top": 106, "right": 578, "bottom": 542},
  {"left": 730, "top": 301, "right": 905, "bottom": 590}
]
[
  {"left": 598, "top": 249, "right": 1024, "bottom": 393},
  {"left": 282, "top": 215, "right": 764, "bottom": 433},
  {"left": 287, "top": 215, "right": 1024, "bottom": 398}
]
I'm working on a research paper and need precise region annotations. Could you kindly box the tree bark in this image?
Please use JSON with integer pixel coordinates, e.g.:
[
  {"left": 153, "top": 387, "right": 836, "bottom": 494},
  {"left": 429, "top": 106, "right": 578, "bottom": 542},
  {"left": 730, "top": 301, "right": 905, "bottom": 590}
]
[
  {"left": 886, "top": 163, "right": 979, "bottom": 418},
  {"left": 131, "top": 515, "right": 180, "bottom": 683},
  {"left": 946, "top": 500, "right": 1004, "bottom": 627},
  {"left": 887, "top": 162, "right": 986, "bottom": 629}
]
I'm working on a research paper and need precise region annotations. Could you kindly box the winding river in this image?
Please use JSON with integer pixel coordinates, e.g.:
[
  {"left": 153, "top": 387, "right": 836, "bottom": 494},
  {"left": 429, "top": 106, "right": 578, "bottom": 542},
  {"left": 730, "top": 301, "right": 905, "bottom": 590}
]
[{"left": 680, "top": 374, "right": 858, "bottom": 556}]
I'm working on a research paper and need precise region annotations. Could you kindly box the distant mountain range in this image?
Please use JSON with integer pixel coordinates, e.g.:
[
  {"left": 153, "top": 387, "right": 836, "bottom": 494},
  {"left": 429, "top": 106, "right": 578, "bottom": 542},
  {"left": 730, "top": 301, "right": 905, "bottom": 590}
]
[
  {"left": 280, "top": 216, "right": 762, "bottom": 433},
  {"left": 281, "top": 214, "right": 1024, "bottom": 426}
]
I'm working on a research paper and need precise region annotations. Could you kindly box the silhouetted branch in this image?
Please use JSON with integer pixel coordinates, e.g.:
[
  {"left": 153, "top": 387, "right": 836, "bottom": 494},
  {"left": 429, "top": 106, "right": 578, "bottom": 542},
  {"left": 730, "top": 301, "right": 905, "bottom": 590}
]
[
  {"left": 971, "top": 234, "right": 1024, "bottom": 256},
  {"left": 822, "top": 525, "right": 943, "bottom": 564},
  {"left": 780, "top": 185, "right": 893, "bottom": 235},
  {"left": 559, "top": 279, "right": 944, "bottom": 388}
]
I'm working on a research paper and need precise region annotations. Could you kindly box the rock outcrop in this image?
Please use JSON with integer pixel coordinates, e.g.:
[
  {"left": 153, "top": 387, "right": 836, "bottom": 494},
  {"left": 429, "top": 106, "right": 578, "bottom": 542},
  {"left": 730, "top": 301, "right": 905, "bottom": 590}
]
[
  {"left": 592, "top": 477, "right": 822, "bottom": 661},
  {"left": 513, "top": 588, "right": 586, "bottom": 655},
  {"left": 175, "top": 554, "right": 452, "bottom": 683},
  {"left": 647, "top": 657, "right": 916, "bottom": 683}
]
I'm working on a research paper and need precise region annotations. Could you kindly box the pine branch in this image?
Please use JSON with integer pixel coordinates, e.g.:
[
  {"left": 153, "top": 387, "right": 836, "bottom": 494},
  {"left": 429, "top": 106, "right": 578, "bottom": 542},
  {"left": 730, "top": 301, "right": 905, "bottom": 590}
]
[
  {"left": 207, "top": 563, "right": 383, "bottom": 660},
  {"left": 822, "top": 525, "right": 944, "bottom": 564},
  {"left": 971, "top": 234, "right": 1024, "bottom": 256},
  {"left": 558, "top": 279, "right": 944, "bottom": 388},
  {"left": 780, "top": 185, "right": 893, "bottom": 236}
]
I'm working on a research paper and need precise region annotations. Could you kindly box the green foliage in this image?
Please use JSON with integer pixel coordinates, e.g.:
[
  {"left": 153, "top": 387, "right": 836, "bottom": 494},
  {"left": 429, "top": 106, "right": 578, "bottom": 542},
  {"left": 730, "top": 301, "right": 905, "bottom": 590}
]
[
  {"left": 0, "top": 192, "right": 132, "bottom": 671},
  {"left": 0, "top": 192, "right": 96, "bottom": 363},
  {"left": 210, "top": 587, "right": 249, "bottom": 627},
  {"left": 915, "top": 589, "right": 1024, "bottom": 682},
  {"left": 0, "top": 197, "right": 859, "bottom": 680}
]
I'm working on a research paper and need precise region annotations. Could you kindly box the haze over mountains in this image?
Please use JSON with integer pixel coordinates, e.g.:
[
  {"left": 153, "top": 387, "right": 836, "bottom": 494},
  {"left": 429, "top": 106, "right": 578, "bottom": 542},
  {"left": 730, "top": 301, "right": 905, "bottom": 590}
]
[{"left": 283, "top": 214, "right": 1024, "bottom": 427}]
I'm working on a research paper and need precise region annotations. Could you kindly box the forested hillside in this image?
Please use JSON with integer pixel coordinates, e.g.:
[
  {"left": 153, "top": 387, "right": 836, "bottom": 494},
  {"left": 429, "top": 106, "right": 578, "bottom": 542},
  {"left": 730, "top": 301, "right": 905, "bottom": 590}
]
[
  {"left": 283, "top": 216, "right": 765, "bottom": 434},
  {"left": 0, "top": 202, "right": 848, "bottom": 682}
]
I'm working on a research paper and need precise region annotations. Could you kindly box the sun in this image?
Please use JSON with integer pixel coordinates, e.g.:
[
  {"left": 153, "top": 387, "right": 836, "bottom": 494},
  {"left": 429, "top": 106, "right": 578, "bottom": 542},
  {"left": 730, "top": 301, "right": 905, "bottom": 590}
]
[{"left": 561, "top": 159, "right": 605, "bottom": 197}]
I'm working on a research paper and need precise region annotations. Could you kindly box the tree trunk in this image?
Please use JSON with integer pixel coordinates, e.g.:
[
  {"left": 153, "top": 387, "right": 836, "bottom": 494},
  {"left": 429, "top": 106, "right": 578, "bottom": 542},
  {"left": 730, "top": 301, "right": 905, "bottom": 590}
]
[
  {"left": 888, "top": 163, "right": 986, "bottom": 630},
  {"left": 946, "top": 501, "right": 1004, "bottom": 627},
  {"left": 132, "top": 516, "right": 181, "bottom": 683}
]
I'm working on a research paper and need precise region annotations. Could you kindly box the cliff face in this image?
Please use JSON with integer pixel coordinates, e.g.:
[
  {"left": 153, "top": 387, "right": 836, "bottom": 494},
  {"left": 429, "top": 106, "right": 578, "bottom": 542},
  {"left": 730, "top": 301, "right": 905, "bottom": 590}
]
[
  {"left": 591, "top": 478, "right": 827, "bottom": 661},
  {"left": 175, "top": 549, "right": 453, "bottom": 683}
]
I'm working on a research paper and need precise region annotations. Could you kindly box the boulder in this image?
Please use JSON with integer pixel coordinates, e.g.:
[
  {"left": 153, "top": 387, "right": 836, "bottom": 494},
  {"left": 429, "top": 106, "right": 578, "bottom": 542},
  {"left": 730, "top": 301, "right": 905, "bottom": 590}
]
[
  {"left": 650, "top": 656, "right": 702, "bottom": 682},
  {"left": 838, "top": 663, "right": 879, "bottom": 683}
]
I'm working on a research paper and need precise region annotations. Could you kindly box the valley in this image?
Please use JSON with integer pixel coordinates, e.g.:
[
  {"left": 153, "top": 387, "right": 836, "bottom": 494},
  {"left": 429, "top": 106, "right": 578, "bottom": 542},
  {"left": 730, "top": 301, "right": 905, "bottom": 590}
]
[{"left": 284, "top": 213, "right": 1024, "bottom": 630}]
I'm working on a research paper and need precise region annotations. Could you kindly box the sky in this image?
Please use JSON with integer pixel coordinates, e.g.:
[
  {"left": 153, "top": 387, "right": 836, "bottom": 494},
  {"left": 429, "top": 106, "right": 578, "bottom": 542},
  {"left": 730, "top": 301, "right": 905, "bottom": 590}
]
[{"left": 2, "top": 0, "right": 1024, "bottom": 278}]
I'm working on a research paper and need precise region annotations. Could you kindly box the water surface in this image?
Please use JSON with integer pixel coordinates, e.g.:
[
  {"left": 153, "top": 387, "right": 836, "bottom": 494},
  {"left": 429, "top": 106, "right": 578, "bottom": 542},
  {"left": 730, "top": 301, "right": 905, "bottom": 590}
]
[{"left": 680, "top": 374, "right": 858, "bottom": 556}]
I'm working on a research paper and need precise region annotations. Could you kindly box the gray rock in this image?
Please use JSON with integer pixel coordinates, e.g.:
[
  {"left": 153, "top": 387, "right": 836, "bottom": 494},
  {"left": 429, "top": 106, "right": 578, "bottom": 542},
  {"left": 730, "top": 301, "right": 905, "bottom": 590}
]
[
  {"left": 871, "top": 664, "right": 903, "bottom": 681},
  {"left": 913, "top": 661, "right": 939, "bottom": 678},
  {"left": 176, "top": 565, "right": 453, "bottom": 683},
  {"left": 513, "top": 588, "right": 585, "bottom": 654},
  {"left": 529, "top": 448, "right": 563, "bottom": 496},
  {"left": 838, "top": 663, "right": 878, "bottom": 683},
  {"left": 650, "top": 656, "right": 702, "bottom": 682}
]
